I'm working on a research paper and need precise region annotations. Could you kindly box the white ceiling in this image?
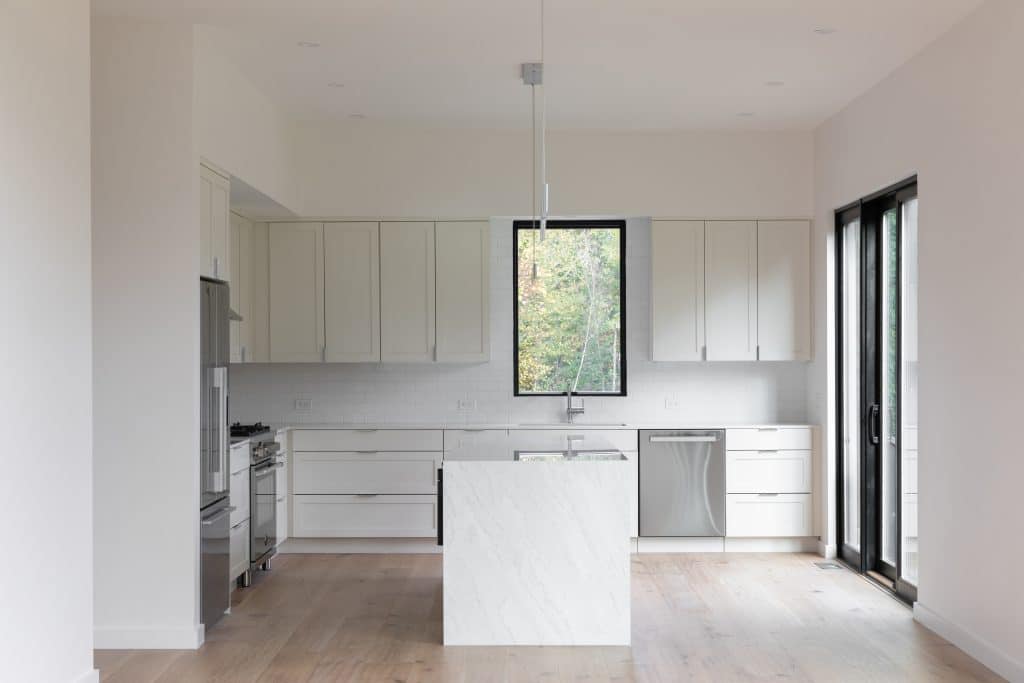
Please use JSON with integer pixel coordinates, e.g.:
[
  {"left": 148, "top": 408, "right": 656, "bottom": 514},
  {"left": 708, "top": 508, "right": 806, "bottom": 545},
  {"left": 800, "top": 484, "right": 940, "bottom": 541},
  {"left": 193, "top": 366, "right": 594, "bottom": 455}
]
[{"left": 94, "top": 0, "right": 981, "bottom": 130}]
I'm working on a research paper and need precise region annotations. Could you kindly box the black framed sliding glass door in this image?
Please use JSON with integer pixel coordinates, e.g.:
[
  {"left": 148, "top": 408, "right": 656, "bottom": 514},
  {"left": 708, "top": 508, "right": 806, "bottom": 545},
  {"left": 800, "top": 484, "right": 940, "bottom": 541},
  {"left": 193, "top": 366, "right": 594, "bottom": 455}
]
[{"left": 836, "top": 178, "right": 918, "bottom": 603}]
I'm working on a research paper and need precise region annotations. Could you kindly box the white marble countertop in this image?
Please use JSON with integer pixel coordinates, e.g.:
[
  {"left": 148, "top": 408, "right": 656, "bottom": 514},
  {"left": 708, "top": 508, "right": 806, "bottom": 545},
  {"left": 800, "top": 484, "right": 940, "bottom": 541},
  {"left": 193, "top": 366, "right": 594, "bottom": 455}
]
[{"left": 272, "top": 421, "right": 816, "bottom": 431}]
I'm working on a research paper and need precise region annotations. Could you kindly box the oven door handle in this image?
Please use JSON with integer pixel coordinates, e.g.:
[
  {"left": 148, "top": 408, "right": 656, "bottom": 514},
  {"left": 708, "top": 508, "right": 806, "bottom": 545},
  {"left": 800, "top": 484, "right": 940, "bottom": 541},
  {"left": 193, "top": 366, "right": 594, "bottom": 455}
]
[{"left": 253, "top": 462, "right": 282, "bottom": 475}]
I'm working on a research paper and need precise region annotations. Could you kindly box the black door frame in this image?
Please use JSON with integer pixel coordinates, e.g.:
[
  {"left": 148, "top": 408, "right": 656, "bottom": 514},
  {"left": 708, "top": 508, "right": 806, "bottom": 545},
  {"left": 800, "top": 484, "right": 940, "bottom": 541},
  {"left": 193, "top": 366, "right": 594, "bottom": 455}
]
[{"left": 835, "top": 176, "right": 918, "bottom": 603}]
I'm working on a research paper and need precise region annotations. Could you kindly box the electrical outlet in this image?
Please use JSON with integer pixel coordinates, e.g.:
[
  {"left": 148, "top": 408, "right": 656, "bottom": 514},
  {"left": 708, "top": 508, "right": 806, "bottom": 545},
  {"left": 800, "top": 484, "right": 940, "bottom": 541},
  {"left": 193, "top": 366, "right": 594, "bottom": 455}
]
[
  {"left": 664, "top": 397, "right": 680, "bottom": 410},
  {"left": 294, "top": 398, "right": 313, "bottom": 412},
  {"left": 457, "top": 399, "right": 477, "bottom": 412}
]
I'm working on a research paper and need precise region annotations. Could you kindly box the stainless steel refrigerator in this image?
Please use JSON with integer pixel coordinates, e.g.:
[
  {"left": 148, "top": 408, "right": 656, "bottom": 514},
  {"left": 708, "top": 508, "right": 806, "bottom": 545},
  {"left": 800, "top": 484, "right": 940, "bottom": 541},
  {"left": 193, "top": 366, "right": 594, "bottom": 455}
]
[{"left": 200, "top": 278, "right": 231, "bottom": 631}]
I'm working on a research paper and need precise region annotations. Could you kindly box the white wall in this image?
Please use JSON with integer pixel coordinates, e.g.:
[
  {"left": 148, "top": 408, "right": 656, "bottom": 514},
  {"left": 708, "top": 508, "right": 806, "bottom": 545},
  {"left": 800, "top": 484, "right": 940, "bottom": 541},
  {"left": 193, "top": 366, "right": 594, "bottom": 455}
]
[
  {"left": 194, "top": 26, "right": 301, "bottom": 214},
  {"left": 294, "top": 122, "right": 813, "bottom": 219},
  {"left": 0, "top": 3, "right": 96, "bottom": 681},
  {"left": 811, "top": 1, "right": 1024, "bottom": 678},
  {"left": 230, "top": 217, "right": 810, "bottom": 426},
  {"left": 92, "top": 18, "right": 203, "bottom": 649}
]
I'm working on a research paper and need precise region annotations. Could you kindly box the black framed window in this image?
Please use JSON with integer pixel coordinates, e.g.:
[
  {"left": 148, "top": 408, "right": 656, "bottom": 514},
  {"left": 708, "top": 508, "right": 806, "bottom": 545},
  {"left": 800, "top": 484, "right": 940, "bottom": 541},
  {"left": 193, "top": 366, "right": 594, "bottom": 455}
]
[{"left": 513, "top": 220, "right": 626, "bottom": 396}]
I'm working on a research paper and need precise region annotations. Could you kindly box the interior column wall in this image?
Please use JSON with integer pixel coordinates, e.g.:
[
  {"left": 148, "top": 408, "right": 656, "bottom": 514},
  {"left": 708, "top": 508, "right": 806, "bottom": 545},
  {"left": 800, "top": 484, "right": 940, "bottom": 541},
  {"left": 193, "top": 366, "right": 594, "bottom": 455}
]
[
  {"left": 91, "top": 17, "right": 203, "bottom": 649},
  {"left": 1, "top": 1, "right": 96, "bottom": 681}
]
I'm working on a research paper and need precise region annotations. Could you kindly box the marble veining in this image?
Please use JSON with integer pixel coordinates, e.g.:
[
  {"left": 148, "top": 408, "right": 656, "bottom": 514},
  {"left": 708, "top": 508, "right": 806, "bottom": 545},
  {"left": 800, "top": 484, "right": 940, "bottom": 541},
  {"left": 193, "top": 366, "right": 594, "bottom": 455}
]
[{"left": 443, "top": 460, "right": 631, "bottom": 646}]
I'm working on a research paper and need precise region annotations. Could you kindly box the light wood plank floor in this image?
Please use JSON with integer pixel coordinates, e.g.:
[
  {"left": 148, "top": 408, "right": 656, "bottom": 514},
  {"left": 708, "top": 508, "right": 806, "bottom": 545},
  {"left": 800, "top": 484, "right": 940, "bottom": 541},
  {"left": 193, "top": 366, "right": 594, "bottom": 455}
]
[{"left": 95, "top": 553, "right": 1002, "bottom": 682}]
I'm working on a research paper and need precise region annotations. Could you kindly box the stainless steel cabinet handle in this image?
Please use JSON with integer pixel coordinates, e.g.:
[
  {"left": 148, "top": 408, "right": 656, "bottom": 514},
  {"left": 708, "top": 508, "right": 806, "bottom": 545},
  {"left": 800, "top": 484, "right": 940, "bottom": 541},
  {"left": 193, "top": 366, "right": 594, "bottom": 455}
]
[
  {"left": 355, "top": 429, "right": 378, "bottom": 433},
  {"left": 649, "top": 435, "right": 718, "bottom": 443},
  {"left": 355, "top": 450, "right": 379, "bottom": 455},
  {"left": 757, "top": 493, "right": 780, "bottom": 497},
  {"left": 201, "top": 506, "right": 237, "bottom": 525},
  {"left": 231, "top": 520, "right": 246, "bottom": 530},
  {"left": 276, "top": 496, "right": 285, "bottom": 503}
]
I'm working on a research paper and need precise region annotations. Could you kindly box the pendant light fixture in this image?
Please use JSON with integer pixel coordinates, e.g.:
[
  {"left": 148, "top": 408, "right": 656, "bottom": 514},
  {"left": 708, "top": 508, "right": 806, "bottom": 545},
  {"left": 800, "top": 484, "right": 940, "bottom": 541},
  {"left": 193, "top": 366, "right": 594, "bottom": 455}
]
[{"left": 522, "top": 0, "right": 548, "bottom": 244}]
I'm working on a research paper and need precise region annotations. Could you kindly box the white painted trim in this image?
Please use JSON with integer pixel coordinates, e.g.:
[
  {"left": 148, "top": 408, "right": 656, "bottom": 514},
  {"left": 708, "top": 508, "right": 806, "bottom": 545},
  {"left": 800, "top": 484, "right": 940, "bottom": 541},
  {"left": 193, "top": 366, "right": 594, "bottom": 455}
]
[
  {"left": 637, "top": 537, "right": 725, "bottom": 553},
  {"left": 281, "top": 537, "right": 442, "bottom": 554},
  {"left": 94, "top": 623, "right": 204, "bottom": 650},
  {"left": 913, "top": 603, "right": 1023, "bottom": 683},
  {"left": 72, "top": 670, "right": 100, "bottom": 683},
  {"left": 817, "top": 541, "right": 837, "bottom": 558},
  {"left": 724, "top": 537, "right": 819, "bottom": 553}
]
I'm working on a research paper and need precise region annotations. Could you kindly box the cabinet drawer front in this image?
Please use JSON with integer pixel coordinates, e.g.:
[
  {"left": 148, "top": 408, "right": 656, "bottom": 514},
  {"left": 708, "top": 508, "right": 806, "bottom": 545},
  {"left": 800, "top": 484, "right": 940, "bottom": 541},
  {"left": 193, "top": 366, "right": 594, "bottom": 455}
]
[
  {"left": 229, "top": 468, "right": 250, "bottom": 525},
  {"left": 294, "top": 452, "right": 440, "bottom": 494},
  {"left": 726, "top": 450, "right": 812, "bottom": 493},
  {"left": 726, "top": 427, "right": 812, "bottom": 451},
  {"left": 292, "top": 429, "right": 442, "bottom": 452},
  {"left": 229, "top": 518, "right": 249, "bottom": 579},
  {"left": 443, "top": 429, "right": 509, "bottom": 459},
  {"left": 509, "top": 429, "right": 639, "bottom": 454},
  {"left": 230, "top": 443, "right": 250, "bottom": 474},
  {"left": 726, "top": 494, "right": 812, "bottom": 537},
  {"left": 292, "top": 494, "right": 436, "bottom": 538}
]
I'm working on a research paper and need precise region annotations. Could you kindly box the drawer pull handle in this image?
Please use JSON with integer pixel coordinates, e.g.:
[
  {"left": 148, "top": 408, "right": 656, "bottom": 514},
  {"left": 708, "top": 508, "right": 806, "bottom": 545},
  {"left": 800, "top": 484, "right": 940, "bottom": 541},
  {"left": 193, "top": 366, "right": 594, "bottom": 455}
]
[
  {"left": 355, "top": 450, "right": 379, "bottom": 454},
  {"left": 758, "top": 493, "right": 781, "bottom": 497},
  {"left": 757, "top": 428, "right": 779, "bottom": 432},
  {"left": 355, "top": 429, "right": 378, "bottom": 433}
]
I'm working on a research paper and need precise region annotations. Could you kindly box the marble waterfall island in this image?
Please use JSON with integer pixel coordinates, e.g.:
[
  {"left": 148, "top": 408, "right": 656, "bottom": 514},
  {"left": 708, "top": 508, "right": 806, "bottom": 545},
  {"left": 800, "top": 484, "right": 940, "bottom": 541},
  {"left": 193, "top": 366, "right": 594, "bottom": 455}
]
[{"left": 442, "top": 445, "right": 631, "bottom": 646}]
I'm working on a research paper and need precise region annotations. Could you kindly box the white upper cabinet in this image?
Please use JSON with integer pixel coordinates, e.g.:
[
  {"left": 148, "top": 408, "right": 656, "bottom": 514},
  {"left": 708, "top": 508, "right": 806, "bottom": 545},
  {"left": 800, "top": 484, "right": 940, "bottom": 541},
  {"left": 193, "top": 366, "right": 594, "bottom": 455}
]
[
  {"left": 269, "top": 222, "right": 325, "bottom": 362},
  {"left": 228, "top": 212, "right": 252, "bottom": 363},
  {"left": 324, "top": 222, "right": 381, "bottom": 362},
  {"left": 757, "top": 221, "right": 810, "bottom": 361},
  {"left": 651, "top": 220, "right": 705, "bottom": 361},
  {"left": 199, "top": 164, "right": 230, "bottom": 281},
  {"left": 380, "top": 222, "right": 436, "bottom": 363},
  {"left": 435, "top": 221, "right": 490, "bottom": 363},
  {"left": 705, "top": 221, "right": 758, "bottom": 361},
  {"left": 247, "top": 222, "right": 270, "bottom": 363}
]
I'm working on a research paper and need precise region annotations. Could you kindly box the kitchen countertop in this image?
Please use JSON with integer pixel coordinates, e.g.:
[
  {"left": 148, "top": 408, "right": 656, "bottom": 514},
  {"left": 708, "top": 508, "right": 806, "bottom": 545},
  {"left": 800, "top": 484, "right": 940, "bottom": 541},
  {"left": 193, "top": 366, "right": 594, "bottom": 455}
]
[{"left": 271, "top": 421, "right": 816, "bottom": 431}]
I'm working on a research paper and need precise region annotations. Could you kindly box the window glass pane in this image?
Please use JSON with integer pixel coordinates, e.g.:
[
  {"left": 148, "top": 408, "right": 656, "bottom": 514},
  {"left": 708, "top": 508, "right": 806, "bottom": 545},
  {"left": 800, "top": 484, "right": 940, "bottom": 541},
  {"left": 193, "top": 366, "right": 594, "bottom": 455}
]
[
  {"left": 516, "top": 225, "right": 623, "bottom": 394},
  {"left": 881, "top": 208, "right": 899, "bottom": 568},
  {"left": 901, "top": 198, "right": 919, "bottom": 586},
  {"left": 841, "top": 219, "right": 861, "bottom": 552}
]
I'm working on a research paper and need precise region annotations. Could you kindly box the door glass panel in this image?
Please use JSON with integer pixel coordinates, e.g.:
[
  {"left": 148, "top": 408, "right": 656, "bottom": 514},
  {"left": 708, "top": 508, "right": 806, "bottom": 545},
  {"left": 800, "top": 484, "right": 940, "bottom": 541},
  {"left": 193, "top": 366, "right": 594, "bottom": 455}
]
[
  {"left": 901, "top": 198, "right": 920, "bottom": 586},
  {"left": 841, "top": 219, "right": 861, "bottom": 552},
  {"left": 881, "top": 209, "right": 899, "bottom": 569}
]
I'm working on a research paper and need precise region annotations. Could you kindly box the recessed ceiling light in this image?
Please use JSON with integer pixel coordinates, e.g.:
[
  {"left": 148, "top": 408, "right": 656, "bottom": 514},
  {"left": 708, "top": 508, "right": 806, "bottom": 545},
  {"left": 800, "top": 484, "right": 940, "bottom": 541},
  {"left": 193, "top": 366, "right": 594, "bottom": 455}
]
[
  {"left": 327, "top": 82, "right": 345, "bottom": 88},
  {"left": 737, "top": 112, "right": 755, "bottom": 118},
  {"left": 296, "top": 41, "right": 320, "bottom": 48},
  {"left": 813, "top": 27, "right": 836, "bottom": 35},
  {"left": 348, "top": 113, "right": 366, "bottom": 119},
  {"left": 765, "top": 80, "right": 785, "bottom": 87}
]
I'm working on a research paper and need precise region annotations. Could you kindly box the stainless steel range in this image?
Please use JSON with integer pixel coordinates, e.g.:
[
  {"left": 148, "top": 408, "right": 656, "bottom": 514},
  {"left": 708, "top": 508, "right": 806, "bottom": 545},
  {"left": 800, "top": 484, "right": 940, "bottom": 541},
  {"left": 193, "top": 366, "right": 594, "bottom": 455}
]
[{"left": 231, "top": 423, "right": 282, "bottom": 584}]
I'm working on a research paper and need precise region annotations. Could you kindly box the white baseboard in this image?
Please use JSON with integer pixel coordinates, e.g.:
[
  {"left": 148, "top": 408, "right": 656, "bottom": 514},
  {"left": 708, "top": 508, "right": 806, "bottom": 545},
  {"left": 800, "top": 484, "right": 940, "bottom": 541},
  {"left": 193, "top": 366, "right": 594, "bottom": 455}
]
[
  {"left": 637, "top": 537, "right": 725, "bottom": 553},
  {"left": 817, "top": 541, "right": 837, "bottom": 558},
  {"left": 94, "top": 623, "right": 204, "bottom": 650},
  {"left": 914, "top": 603, "right": 1023, "bottom": 683},
  {"left": 73, "top": 669, "right": 99, "bottom": 683},
  {"left": 634, "top": 537, "right": 819, "bottom": 554},
  {"left": 723, "top": 537, "right": 820, "bottom": 553},
  {"left": 281, "top": 537, "right": 442, "bottom": 554}
]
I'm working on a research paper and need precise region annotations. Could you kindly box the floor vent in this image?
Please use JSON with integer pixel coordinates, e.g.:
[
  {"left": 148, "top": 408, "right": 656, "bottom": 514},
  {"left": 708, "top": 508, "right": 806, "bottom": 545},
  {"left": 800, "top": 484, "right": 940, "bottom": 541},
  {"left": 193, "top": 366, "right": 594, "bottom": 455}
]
[{"left": 815, "top": 561, "right": 844, "bottom": 570}]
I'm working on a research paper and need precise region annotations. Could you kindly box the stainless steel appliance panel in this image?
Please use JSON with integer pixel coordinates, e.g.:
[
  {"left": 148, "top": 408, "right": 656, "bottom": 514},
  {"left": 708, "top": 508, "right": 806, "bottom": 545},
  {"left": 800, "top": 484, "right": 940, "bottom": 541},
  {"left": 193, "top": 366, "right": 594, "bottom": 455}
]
[
  {"left": 201, "top": 279, "right": 230, "bottom": 507},
  {"left": 200, "top": 499, "right": 231, "bottom": 629},
  {"left": 250, "top": 457, "right": 278, "bottom": 565},
  {"left": 639, "top": 430, "right": 725, "bottom": 537}
]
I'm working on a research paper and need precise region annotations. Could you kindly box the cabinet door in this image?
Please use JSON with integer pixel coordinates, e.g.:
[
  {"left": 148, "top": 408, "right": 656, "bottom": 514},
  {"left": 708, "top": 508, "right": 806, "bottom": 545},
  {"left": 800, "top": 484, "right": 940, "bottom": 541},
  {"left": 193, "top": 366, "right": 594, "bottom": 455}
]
[
  {"left": 269, "top": 223, "right": 324, "bottom": 362},
  {"left": 247, "top": 222, "right": 270, "bottom": 362},
  {"left": 435, "top": 221, "right": 490, "bottom": 362},
  {"left": 323, "top": 222, "right": 380, "bottom": 362},
  {"left": 757, "top": 220, "right": 810, "bottom": 361},
  {"left": 229, "top": 213, "right": 252, "bottom": 363},
  {"left": 380, "top": 222, "right": 435, "bottom": 362},
  {"left": 705, "top": 221, "right": 757, "bottom": 361},
  {"left": 651, "top": 220, "right": 705, "bottom": 361},
  {"left": 200, "top": 164, "right": 231, "bottom": 281}
]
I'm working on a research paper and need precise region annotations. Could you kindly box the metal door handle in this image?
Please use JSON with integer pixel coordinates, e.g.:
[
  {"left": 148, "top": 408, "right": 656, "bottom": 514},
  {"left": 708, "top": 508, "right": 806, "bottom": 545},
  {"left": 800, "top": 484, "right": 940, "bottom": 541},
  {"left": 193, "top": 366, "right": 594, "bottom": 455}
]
[
  {"left": 869, "top": 404, "right": 880, "bottom": 445},
  {"left": 649, "top": 435, "right": 718, "bottom": 443}
]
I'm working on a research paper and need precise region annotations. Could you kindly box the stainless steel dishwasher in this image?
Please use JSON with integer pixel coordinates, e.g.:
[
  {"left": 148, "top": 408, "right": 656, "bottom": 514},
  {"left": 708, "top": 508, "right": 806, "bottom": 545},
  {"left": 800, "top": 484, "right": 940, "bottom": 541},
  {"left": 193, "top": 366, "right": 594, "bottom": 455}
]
[{"left": 639, "top": 430, "right": 726, "bottom": 537}]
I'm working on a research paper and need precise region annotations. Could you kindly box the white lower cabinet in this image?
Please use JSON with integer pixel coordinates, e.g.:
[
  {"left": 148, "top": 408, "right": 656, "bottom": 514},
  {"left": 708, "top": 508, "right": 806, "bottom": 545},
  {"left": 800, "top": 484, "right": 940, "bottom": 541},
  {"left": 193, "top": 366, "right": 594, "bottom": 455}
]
[
  {"left": 294, "top": 452, "right": 440, "bottom": 495},
  {"left": 726, "top": 494, "right": 812, "bottom": 538},
  {"left": 293, "top": 494, "right": 437, "bottom": 538},
  {"left": 726, "top": 450, "right": 812, "bottom": 494},
  {"left": 229, "top": 518, "right": 249, "bottom": 583}
]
